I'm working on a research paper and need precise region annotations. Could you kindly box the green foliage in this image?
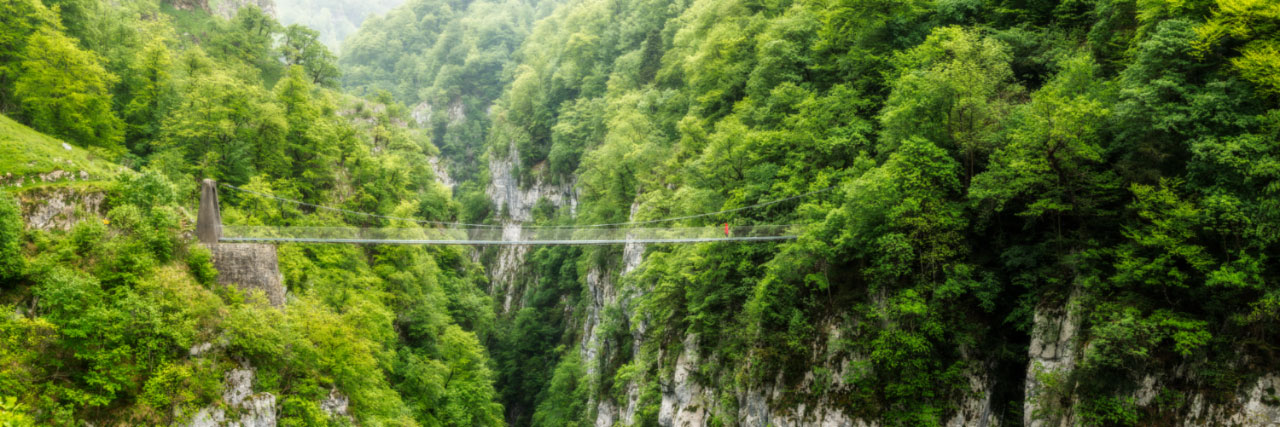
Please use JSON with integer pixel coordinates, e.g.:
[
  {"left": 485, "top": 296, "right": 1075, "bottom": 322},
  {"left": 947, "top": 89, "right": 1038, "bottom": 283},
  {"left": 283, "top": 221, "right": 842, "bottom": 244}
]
[
  {"left": 185, "top": 245, "right": 217, "bottom": 286},
  {"left": 340, "top": 0, "right": 541, "bottom": 183},
  {"left": 0, "top": 193, "right": 24, "bottom": 284},
  {"left": 3, "top": 0, "right": 1280, "bottom": 424},
  {"left": 879, "top": 26, "right": 1021, "bottom": 180},
  {"left": 14, "top": 27, "right": 123, "bottom": 153},
  {"left": 1196, "top": 0, "right": 1280, "bottom": 94},
  {"left": 492, "top": 245, "right": 582, "bottom": 425},
  {"left": 0, "top": 113, "right": 120, "bottom": 184},
  {"left": 160, "top": 54, "right": 287, "bottom": 185},
  {"left": 0, "top": 395, "right": 34, "bottom": 426},
  {"left": 281, "top": 25, "right": 340, "bottom": 87},
  {"left": 339, "top": 0, "right": 1280, "bottom": 422},
  {"left": 0, "top": 3, "right": 507, "bottom": 425},
  {"left": 531, "top": 349, "right": 588, "bottom": 427},
  {"left": 121, "top": 38, "right": 177, "bottom": 157},
  {"left": 0, "top": 0, "right": 57, "bottom": 112}
]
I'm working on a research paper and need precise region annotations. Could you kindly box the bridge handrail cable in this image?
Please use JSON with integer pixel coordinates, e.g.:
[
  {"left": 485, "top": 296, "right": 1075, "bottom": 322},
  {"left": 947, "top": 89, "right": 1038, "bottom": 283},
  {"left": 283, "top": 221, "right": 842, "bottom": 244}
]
[{"left": 217, "top": 182, "right": 837, "bottom": 229}]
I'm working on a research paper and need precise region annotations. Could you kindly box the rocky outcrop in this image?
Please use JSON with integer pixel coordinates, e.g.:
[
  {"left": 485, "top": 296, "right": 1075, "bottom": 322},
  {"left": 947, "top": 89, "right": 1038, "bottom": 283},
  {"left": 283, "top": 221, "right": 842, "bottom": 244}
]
[
  {"left": 208, "top": 243, "right": 286, "bottom": 307},
  {"left": 1184, "top": 374, "right": 1280, "bottom": 425},
  {"left": 16, "top": 185, "right": 106, "bottom": 231},
  {"left": 1024, "top": 292, "right": 1082, "bottom": 427},
  {"left": 485, "top": 141, "right": 578, "bottom": 312},
  {"left": 447, "top": 98, "right": 467, "bottom": 126},
  {"left": 2, "top": 169, "right": 94, "bottom": 188},
  {"left": 166, "top": 0, "right": 206, "bottom": 12},
  {"left": 948, "top": 372, "right": 999, "bottom": 427},
  {"left": 487, "top": 142, "right": 577, "bottom": 224},
  {"left": 429, "top": 157, "right": 455, "bottom": 191},
  {"left": 165, "top": 0, "right": 274, "bottom": 18},
  {"left": 491, "top": 223, "right": 531, "bottom": 312},
  {"left": 212, "top": 0, "right": 276, "bottom": 19},
  {"left": 411, "top": 102, "right": 433, "bottom": 126},
  {"left": 184, "top": 346, "right": 353, "bottom": 426},
  {"left": 319, "top": 388, "right": 353, "bottom": 422},
  {"left": 1022, "top": 291, "right": 1280, "bottom": 426},
  {"left": 189, "top": 367, "right": 277, "bottom": 427},
  {"left": 585, "top": 213, "right": 646, "bottom": 427},
  {"left": 647, "top": 328, "right": 874, "bottom": 427}
]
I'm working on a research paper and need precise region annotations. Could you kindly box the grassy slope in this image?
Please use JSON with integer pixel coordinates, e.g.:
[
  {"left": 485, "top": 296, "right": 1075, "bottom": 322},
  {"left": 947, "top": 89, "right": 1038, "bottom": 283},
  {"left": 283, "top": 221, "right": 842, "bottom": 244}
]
[{"left": 0, "top": 113, "right": 122, "bottom": 188}]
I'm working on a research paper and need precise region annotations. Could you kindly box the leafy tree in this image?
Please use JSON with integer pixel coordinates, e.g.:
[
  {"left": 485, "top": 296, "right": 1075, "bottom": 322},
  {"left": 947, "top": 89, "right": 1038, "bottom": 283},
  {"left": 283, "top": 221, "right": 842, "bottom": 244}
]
[
  {"left": 530, "top": 350, "right": 587, "bottom": 427},
  {"left": 160, "top": 61, "right": 286, "bottom": 185},
  {"left": 0, "top": 193, "right": 23, "bottom": 284},
  {"left": 281, "top": 24, "right": 340, "bottom": 87},
  {"left": 970, "top": 53, "right": 1118, "bottom": 233},
  {"left": 1196, "top": 0, "right": 1280, "bottom": 94},
  {"left": 121, "top": 38, "right": 176, "bottom": 157},
  {"left": 436, "top": 325, "right": 504, "bottom": 426},
  {"left": 879, "top": 26, "right": 1022, "bottom": 181},
  {"left": 0, "top": 0, "right": 57, "bottom": 112},
  {"left": 211, "top": 5, "right": 283, "bottom": 81},
  {"left": 14, "top": 27, "right": 123, "bottom": 152},
  {"left": 276, "top": 65, "right": 340, "bottom": 200}
]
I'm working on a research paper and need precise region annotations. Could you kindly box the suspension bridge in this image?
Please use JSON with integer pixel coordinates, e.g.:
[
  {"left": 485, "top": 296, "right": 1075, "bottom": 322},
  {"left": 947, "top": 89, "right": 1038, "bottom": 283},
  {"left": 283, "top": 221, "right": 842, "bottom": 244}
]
[{"left": 196, "top": 180, "right": 824, "bottom": 245}]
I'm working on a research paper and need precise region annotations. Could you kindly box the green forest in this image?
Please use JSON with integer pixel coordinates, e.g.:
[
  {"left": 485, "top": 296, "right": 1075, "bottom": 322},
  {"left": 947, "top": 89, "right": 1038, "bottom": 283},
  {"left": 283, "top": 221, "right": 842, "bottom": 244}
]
[{"left": 2, "top": 0, "right": 1280, "bottom": 425}]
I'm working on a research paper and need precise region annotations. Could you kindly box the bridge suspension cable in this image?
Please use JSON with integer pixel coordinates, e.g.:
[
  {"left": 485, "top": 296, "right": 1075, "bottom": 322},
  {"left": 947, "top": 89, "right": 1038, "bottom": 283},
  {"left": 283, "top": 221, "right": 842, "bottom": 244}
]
[
  {"left": 218, "top": 182, "right": 835, "bottom": 229},
  {"left": 209, "top": 181, "right": 833, "bottom": 245}
]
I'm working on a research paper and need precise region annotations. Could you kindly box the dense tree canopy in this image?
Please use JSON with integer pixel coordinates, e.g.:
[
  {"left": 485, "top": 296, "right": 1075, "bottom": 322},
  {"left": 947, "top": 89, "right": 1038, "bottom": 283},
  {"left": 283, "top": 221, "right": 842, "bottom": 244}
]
[
  {"left": 0, "top": 1, "right": 502, "bottom": 425},
  {"left": 335, "top": 0, "right": 1280, "bottom": 424},
  {"left": 3, "top": 0, "right": 1280, "bottom": 424}
]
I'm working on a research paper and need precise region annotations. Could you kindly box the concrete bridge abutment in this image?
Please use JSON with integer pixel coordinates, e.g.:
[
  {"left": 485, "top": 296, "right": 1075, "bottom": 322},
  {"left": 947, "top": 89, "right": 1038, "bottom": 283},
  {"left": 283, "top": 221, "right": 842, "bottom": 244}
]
[{"left": 198, "top": 179, "right": 285, "bottom": 307}]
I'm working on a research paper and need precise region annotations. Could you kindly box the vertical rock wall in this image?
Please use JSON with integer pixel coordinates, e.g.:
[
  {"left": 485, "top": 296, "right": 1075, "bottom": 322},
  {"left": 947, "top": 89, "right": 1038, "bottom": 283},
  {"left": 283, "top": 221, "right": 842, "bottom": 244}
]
[
  {"left": 1021, "top": 291, "right": 1280, "bottom": 426},
  {"left": 189, "top": 367, "right": 278, "bottom": 427},
  {"left": 16, "top": 186, "right": 106, "bottom": 231},
  {"left": 485, "top": 141, "right": 578, "bottom": 313}
]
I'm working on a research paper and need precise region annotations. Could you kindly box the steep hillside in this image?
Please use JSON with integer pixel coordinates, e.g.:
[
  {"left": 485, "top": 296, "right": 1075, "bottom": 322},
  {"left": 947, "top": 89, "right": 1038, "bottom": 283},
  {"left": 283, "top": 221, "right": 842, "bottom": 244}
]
[
  {"left": 0, "top": 114, "right": 122, "bottom": 188},
  {"left": 340, "top": 0, "right": 557, "bottom": 186},
  {"left": 0, "top": 0, "right": 503, "bottom": 425},
  {"left": 344, "top": 0, "right": 1280, "bottom": 425},
  {"left": 274, "top": 0, "right": 406, "bottom": 48}
]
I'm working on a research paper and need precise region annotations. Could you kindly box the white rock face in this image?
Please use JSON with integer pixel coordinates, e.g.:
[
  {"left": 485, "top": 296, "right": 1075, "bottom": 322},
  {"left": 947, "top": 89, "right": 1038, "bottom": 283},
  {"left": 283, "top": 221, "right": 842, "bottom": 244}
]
[
  {"left": 319, "top": 388, "right": 353, "bottom": 422},
  {"left": 649, "top": 327, "right": 873, "bottom": 427},
  {"left": 485, "top": 140, "right": 578, "bottom": 314},
  {"left": 658, "top": 336, "right": 710, "bottom": 427},
  {"left": 16, "top": 187, "right": 105, "bottom": 231},
  {"left": 1184, "top": 374, "right": 1280, "bottom": 425},
  {"left": 214, "top": 0, "right": 276, "bottom": 19},
  {"left": 1024, "top": 293, "right": 1081, "bottom": 427},
  {"left": 487, "top": 142, "right": 577, "bottom": 223},
  {"left": 1019, "top": 290, "right": 1280, "bottom": 426},
  {"left": 188, "top": 368, "right": 277, "bottom": 427},
  {"left": 491, "top": 222, "right": 532, "bottom": 313},
  {"left": 730, "top": 327, "right": 867, "bottom": 427},
  {"left": 582, "top": 203, "right": 648, "bottom": 425},
  {"left": 189, "top": 342, "right": 214, "bottom": 357},
  {"left": 429, "top": 157, "right": 455, "bottom": 190},
  {"left": 411, "top": 102, "right": 433, "bottom": 127},
  {"left": 946, "top": 372, "right": 998, "bottom": 427},
  {"left": 447, "top": 98, "right": 467, "bottom": 126},
  {"left": 575, "top": 200, "right": 885, "bottom": 426}
]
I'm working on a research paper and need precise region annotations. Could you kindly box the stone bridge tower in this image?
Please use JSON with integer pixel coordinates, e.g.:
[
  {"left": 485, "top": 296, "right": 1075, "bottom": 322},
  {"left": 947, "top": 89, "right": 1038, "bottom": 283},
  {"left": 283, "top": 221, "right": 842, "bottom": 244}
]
[{"left": 198, "top": 179, "right": 285, "bottom": 307}]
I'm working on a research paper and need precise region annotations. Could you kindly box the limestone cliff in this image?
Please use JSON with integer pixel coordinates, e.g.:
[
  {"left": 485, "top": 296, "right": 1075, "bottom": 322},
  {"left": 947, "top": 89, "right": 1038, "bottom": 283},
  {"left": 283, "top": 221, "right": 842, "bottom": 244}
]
[
  {"left": 14, "top": 185, "right": 106, "bottom": 231},
  {"left": 1023, "top": 292, "right": 1280, "bottom": 426},
  {"left": 485, "top": 140, "right": 577, "bottom": 312},
  {"left": 165, "top": 0, "right": 276, "bottom": 18}
]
